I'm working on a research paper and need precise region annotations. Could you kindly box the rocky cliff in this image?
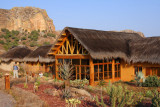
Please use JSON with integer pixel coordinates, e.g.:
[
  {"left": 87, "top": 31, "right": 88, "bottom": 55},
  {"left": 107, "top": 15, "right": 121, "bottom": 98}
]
[{"left": 0, "top": 7, "right": 55, "bottom": 32}]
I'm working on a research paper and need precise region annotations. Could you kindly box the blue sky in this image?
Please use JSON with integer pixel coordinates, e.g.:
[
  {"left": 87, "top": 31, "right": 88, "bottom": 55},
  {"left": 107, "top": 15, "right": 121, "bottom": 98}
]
[{"left": 1, "top": 0, "right": 160, "bottom": 37}]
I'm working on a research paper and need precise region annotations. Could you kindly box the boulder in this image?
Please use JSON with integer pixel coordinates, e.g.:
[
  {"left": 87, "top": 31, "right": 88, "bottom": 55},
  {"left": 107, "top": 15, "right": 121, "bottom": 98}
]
[{"left": 70, "top": 87, "right": 91, "bottom": 97}]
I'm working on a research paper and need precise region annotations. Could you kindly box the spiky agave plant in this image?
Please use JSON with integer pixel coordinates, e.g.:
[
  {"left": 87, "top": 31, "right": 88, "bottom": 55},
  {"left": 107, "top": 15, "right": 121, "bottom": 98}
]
[{"left": 58, "top": 61, "right": 74, "bottom": 89}]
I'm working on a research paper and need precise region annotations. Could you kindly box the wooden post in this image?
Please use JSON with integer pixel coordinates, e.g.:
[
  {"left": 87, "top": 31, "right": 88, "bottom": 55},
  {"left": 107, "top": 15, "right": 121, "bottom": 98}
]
[
  {"left": 112, "top": 59, "right": 115, "bottom": 82},
  {"left": 55, "top": 58, "right": 58, "bottom": 79},
  {"left": 89, "top": 57, "right": 94, "bottom": 86},
  {"left": 5, "top": 73, "right": 10, "bottom": 90}
]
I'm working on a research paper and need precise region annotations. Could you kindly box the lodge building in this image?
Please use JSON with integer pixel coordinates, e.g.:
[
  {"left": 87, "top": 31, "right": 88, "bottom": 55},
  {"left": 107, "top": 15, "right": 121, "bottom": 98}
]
[{"left": 48, "top": 27, "right": 160, "bottom": 86}]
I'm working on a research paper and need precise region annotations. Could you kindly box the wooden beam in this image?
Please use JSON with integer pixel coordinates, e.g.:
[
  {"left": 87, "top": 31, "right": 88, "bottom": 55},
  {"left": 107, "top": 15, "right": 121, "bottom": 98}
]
[
  {"left": 89, "top": 56, "right": 94, "bottom": 86},
  {"left": 112, "top": 59, "right": 115, "bottom": 81},
  {"left": 55, "top": 55, "right": 90, "bottom": 59}
]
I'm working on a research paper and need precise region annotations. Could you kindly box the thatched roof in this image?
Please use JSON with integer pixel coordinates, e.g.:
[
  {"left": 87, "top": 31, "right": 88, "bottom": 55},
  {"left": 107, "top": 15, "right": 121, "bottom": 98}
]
[
  {"left": 24, "top": 45, "right": 54, "bottom": 63},
  {"left": 53, "top": 27, "right": 143, "bottom": 61},
  {"left": 0, "top": 46, "right": 32, "bottom": 62},
  {"left": 130, "top": 37, "right": 160, "bottom": 64}
]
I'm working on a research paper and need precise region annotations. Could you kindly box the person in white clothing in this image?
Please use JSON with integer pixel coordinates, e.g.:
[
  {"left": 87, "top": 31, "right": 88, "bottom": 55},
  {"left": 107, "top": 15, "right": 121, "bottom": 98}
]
[{"left": 13, "top": 62, "right": 19, "bottom": 78}]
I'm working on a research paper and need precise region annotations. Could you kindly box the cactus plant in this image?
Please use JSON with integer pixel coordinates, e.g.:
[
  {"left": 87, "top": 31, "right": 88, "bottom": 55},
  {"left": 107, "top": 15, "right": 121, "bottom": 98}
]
[
  {"left": 97, "top": 85, "right": 134, "bottom": 107},
  {"left": 95, "top": 95, "right": 107, "bottom": 107},
  {"left": 152, "top": 90, "right": 160, "bottom": 107}
]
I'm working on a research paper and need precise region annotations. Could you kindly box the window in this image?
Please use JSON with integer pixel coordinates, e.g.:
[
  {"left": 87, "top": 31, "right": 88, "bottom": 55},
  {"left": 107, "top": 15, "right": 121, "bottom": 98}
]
[
  {"left": 115, "top": 64, "right": 120, "bottom": 78},
  {"left": 94, "top": 59, "right": 116, "bottom": 81},
  {"left": 56, "top": 58, "right": 90, "bottom": 80},
  {"left": 135, "top": 66, "right": 142, "bottom": 75}
]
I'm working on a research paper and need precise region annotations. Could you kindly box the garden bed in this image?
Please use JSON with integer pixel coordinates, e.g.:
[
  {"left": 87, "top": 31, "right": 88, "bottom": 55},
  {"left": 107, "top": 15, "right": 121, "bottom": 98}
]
[{"left": 14, "top": 83, "right": 101, "bottom": 107}]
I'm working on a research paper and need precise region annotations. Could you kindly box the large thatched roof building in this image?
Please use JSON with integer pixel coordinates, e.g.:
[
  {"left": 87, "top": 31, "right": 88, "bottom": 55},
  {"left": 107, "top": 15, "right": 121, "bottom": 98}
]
[
  {"left": 0, "top": 46, "right": 32, "bottom": 62},
  {"left": 53, "top": 27, "right": 143, "bottom": 61}
]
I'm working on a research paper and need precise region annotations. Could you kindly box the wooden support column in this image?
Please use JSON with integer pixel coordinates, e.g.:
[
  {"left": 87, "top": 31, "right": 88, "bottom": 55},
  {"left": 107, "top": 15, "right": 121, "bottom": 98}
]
[
  {"left": 55, "top": 58, "right": 58, "bottom": 79},
  {"left": 112, "top": 59, "right": 115, "bottom": 82},
  {"left": 89, "top": 57, "right": 94, "bottom": 86}
]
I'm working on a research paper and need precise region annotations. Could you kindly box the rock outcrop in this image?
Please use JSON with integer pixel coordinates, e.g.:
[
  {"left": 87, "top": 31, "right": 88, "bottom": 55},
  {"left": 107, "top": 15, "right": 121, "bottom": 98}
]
[
  {"left": 120, "top": 29, "right": 145, "bottom": 37},
  {"left": 0, "top": 7, "right": 55, "bottom": 32}
]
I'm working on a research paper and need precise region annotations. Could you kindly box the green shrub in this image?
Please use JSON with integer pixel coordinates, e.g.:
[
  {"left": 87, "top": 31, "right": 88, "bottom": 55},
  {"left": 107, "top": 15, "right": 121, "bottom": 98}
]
[
  {"left": 15, "top": 37, "right": 19, "bottom": 41},
  {"left": 11, "top": 36, "right": 16, "bottom": 39},
  {"left": 145, "top": 90, "right": 153, "bottom": 98},
  {"left": 43, "top": 41, "right": 50, "bottom": 45},
  {"left": 143, "top": 76, "right": 160, "bottom": 87},
  {"left": 70, "top": 79, "right": 89, "bottom": 89},
  {"left": 29, "top": 30, "right": 39, "bottom": 41},
  {"left": 1, "top": 28, "right": 9, "bottom": 32},
  {"left": 47, "top": 33, "right": 56, "bottom": 38},
  {"left": 35, "top": 77, "right": 41, "bottom": 87},
  {"left": 43, "top": 72, "right": 49, "bottom": 77},
  {"left": 152, "top": 90, "right": 160, "bottom": 107},
  {"left": 43, "top": 34, "right": 47, "bottom": 38},
  {"left": 30, "top": 42, "right": 37, "bottom": 47},
  {"left": 0, "top": 34, "right": 3, "bottom": 38},
  {"left": 21, "top": 37, "right": 26, "bottom": 40},
  {"left": 22, "top": 42, "right": 26, "bottom": 45},
  {"left": 0, "top": 40, "right": 5, "bottom": 44},
  {"left": 11, "top": 30, "right": 19, "bottom": 36}
]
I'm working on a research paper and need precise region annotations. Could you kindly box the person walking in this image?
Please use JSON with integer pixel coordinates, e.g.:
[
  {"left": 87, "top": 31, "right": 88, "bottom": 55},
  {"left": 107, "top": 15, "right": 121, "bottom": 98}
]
[{"left": 13, "top": 62, "right": 19, "bottom": 78}]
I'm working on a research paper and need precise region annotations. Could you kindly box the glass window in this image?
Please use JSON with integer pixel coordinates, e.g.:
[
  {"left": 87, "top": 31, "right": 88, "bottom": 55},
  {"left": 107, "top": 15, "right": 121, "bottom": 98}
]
[
  {"left": 104, "top": 59, "right": 108, "bottom": 63},
  {"left": 99, "top": 65, "right": 103, "bottom": 72},
  {"left": 99, "top": 73, "right": 103, "bottom": 80},
  {"left": 115, "top": 58, "right": 120, "bottom": 63},
  {"left": 98, "top": 60, "right": 103, "bottom": 63},
  {"left": 72, "top": 59, "right": 80, "bottom": 65},
  {"left": 93, "top": 60, "right": 98, "bottom": 64},
  {"left": 81, "top": 59, "right": 89, "bottom": 65},
  {"left": 118, "top": 64, "right": 120, "bottom": 71},
  {"left": 58, "top": 59, "right": 63, "bottom": 64},
  {"left": 109, "top": 64, "right": 112, "bottom": 71},
  {"left": 104, "top": 72, "right": 108, "bottom": 79},
  {"left": 81, "top": 66, "right": 85, "bottom": 74},
  {"left": 135, "top": 66, "right": 142, "bottom": 75},
  {"left": 135, "top": 67, "right": 138, "bottom": 75},
  {"left": 94, "top": 65, "right": 98, "bottom": 73},
  {"left": 109, "top": 71, "right": 112, "bottom": 78},
  {"left": 94, "top": 73, "right": 98, "bottom": 81},
  {"left": 139, "top": 67, "right": 142, "bottom": 72},
  {"left": 64, "top": 59, "right": 71, "bottom": 64},
  {"left": 104, "top": 64, "right": 107, "bottom": 71},
  {"left": 115, "top": 65, "right": 117, "bottom": 71}
]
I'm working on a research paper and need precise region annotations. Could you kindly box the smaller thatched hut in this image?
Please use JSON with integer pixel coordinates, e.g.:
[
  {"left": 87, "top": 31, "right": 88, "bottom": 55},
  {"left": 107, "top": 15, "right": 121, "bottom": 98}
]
[
  {"left": 23, "top": 45, "right": 55, "bottom": 74},
  {"left": 0, "top": 46, "right": 32, "bottom": 71}
]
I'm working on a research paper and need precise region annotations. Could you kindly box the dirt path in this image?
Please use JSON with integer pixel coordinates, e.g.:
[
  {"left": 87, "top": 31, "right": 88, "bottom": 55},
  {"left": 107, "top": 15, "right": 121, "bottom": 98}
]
[{"left": 0, "top": 90, "right": 15, "bottom": 107}]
